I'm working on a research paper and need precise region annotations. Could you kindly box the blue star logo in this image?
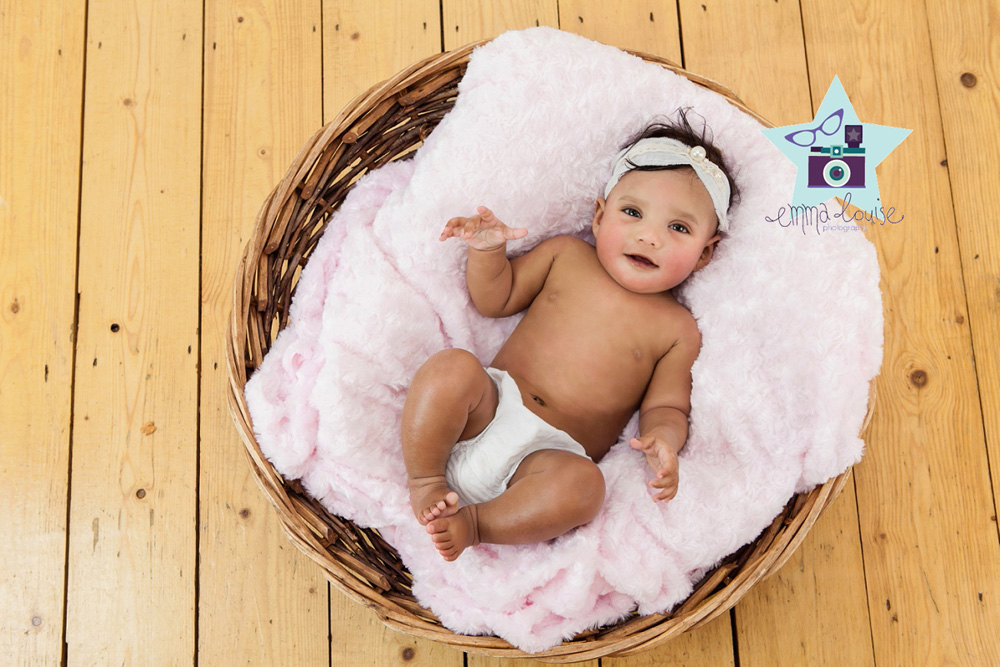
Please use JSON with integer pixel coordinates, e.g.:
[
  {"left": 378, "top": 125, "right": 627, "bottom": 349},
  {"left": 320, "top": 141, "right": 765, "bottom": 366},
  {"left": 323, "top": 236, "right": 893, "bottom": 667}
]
[{"left": 762, "top": 76, "right": 911, "bottom": 219}]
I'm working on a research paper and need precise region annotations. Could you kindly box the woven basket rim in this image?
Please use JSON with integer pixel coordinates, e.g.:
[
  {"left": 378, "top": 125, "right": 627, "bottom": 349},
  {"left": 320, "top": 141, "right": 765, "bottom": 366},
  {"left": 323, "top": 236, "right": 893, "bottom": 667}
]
[{"left": 225, "top": 35, "right": 878, "bottom": 662}]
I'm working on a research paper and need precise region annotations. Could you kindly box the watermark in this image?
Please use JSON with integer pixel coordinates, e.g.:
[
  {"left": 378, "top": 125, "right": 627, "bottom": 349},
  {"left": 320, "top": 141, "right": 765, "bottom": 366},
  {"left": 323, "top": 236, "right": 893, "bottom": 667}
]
[
  {"left": 761, "top": 76, "right": 911, "bottom": 226},
  {"left": 765, "top": 192, "right": 905, "bottom": 236}
]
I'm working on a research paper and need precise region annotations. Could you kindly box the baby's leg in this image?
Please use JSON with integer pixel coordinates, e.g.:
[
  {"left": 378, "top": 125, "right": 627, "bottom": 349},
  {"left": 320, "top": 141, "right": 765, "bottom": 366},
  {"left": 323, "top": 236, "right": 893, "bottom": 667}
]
[
  {"left": 401, "top": 348, "right": 498, "bottom": 524},
  {"left": 426, "top": 450, "right": 605, "bottom": 561}
]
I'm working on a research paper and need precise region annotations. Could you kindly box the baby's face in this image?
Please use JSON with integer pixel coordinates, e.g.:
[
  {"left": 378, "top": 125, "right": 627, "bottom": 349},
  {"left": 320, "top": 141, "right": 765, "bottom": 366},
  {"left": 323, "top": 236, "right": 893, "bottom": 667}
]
[{"left": 591, "top": 168, "right": 722, "bottom": 294}]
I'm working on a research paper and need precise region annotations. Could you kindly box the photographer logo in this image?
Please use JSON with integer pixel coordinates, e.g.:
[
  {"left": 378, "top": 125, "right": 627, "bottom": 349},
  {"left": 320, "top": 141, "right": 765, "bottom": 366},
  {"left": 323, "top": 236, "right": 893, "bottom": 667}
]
[{"left": 762, "top": 76, "right": 910, "bottom": 225}]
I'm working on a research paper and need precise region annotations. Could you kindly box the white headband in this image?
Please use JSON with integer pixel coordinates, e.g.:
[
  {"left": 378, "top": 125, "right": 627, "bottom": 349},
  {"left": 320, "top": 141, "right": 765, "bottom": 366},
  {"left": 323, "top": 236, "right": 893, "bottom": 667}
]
[{"left": 604, "top": 137, "right": 732, "bottom": 232}]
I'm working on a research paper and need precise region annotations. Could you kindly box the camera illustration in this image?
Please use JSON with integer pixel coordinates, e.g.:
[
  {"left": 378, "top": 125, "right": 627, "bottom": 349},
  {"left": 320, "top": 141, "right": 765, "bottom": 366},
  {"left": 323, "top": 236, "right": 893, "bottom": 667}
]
[{"left": 808, "top": 124, "right": 865, "bottom": 188}]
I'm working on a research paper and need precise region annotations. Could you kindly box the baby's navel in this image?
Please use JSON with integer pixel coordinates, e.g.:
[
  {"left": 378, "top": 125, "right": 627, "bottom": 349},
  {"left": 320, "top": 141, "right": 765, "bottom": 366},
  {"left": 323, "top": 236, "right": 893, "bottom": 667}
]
[
  {"left": 632, "top": 348, "right": 643, "bottom": 361},
  {"left": 531, "top": 394, "right": 546, "bottom": 406},
  {"left": 547, "top": 292, "right": 558, "bottom": 301}
]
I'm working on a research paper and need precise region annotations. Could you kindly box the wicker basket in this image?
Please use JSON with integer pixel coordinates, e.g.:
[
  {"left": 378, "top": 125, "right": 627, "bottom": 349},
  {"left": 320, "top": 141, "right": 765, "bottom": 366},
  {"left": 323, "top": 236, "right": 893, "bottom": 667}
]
[{"left": 226, "top": 38, "right": 877, "bottom": 662}]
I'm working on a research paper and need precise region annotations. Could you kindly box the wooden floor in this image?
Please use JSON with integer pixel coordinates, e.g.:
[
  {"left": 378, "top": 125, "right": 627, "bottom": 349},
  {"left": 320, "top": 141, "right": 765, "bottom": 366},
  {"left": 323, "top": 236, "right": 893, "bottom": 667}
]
[{"left": 3, "top": 0, "right": 999, "bottom": 664}]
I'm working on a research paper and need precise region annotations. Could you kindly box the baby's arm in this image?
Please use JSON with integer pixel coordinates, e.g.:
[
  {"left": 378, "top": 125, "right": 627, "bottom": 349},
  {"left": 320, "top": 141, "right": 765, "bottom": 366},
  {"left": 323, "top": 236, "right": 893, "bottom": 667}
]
[
  {"left": 630, "top": 315, "right": 702, "bottom": 503},
  {"left": 441, "top": 206, "right": 573, "bottom": 318}
]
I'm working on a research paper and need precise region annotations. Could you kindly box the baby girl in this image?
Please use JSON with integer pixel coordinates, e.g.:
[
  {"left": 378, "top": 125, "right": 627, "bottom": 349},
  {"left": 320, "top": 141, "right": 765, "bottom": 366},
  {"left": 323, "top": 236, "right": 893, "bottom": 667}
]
[{"left": 401, "top": 113, "right": 739, "bottom": 561}]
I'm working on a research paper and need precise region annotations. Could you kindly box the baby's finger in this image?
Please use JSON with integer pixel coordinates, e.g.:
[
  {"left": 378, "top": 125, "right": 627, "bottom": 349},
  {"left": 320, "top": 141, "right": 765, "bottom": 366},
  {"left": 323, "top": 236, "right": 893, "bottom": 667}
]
[
  {"left": 654, "top": 487, "right": 677, "bottom": 502},
  {"left": 504, "top": 226, "right": 529, "bottom": 241},
  {"left": 649, "top": 475, "right": 674, "bottom": 489},
  {"left": 656, "top": 461, "right": 678, "bottom": 478},
  {"left": 440, "top": 217, "right": 466, "bottom": 239},
  {"left": 462, "top": 218, "right": 482, "bottom": 239}
]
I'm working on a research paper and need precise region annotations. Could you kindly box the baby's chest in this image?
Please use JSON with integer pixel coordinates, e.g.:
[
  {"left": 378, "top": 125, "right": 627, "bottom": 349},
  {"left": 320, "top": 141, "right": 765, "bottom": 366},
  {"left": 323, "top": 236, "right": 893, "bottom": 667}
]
[{"left": 527, "top": 286, "right": 670, "bottom": 363}]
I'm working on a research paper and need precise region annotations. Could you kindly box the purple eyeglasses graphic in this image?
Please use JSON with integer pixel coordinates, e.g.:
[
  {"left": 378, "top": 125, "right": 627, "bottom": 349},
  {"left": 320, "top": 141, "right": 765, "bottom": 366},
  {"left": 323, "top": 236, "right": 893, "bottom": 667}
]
[{"left": 784, "top": 108, "right": 844, "bottom": 147}]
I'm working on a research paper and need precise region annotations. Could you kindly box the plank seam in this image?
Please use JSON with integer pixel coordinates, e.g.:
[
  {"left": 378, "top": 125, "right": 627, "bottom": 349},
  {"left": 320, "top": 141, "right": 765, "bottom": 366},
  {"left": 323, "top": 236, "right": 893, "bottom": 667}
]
[
  {"left": 730, "top": 608, "right": 741, "bottom": 667},
  {"left": 797, "top": 0, "right": 816, "bottom": 119},
  {"left": 439, "top": 0, "right": 445, "bottom": 53},
  {"left": 320, "top": 0, "right": 326, "bottom": 125},
  {"left": 674, "top": 0, "right": 686, "bottom": 70},
  {"left": 851, "top": 474, "right": 878, "bottom": 666},
  {"left": 60, "top": 0, "right": 91, "bottom": 663},
  {"left": 319, "top": 4, "right": 334, "bottom": 665},
  {"left": 194, "top": 0, "right": 207, "bottom": 664}
]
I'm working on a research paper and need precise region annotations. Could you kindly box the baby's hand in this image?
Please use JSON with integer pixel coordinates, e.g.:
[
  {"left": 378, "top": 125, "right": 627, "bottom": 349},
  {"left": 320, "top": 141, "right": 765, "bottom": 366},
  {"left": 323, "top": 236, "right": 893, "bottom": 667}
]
[
  {"left": 630, "top": 435, "right": 679, "bottom": 503},
  {"left": 439, "top": 206, "right": 528, "bottom": 251}
]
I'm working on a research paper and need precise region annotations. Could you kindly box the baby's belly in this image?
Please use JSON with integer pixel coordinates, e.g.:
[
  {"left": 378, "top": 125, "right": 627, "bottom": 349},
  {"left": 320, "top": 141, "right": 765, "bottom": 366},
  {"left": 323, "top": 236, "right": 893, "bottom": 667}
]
[{"left": 489, "top": 358, "right": 643, "bottom": 460}]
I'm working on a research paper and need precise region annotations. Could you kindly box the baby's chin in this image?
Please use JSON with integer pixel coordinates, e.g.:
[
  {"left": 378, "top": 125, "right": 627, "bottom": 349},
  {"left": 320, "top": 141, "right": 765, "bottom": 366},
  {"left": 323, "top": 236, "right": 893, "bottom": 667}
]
[{"left": 606, "top": 271, "right": 682, "bottom": 294}]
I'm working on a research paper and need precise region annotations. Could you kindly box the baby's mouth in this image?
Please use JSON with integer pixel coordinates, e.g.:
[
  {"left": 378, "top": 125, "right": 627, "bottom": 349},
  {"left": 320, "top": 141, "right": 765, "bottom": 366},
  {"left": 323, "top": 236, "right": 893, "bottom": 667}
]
[{"left": 626, "top": 253, "right": 658, "bottom": 269}]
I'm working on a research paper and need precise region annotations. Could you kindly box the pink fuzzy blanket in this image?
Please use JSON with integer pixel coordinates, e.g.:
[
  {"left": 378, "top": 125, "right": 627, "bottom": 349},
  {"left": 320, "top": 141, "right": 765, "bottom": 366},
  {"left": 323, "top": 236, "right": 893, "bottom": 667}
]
[{"left": 244, "top": 28, "right": 882, "bottom": 652}]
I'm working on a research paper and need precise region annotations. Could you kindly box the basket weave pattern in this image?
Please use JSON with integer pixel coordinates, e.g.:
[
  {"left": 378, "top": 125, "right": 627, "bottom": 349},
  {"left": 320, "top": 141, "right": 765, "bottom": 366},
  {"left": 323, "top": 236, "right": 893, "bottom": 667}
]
[{"left": 226, "top": 39, "right": 875, "bottom": 662}]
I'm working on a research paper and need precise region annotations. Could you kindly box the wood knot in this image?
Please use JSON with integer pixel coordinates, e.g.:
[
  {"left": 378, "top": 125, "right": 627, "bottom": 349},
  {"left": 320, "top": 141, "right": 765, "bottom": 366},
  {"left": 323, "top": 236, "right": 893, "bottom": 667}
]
[
  {"left": 239, "top": 508, "right": 251, "bottom": 519},
  {"left": 31, "top": 616, "right": 42, "bottom": 627},
  {"left": 123, "top": 98, "right": 133, "bottom": 107},
  {"left": 9, "top": 299, "right": 19, "bottom": 314},
  {"left": 110, "top": 323, "right": 120, "bottom": 332},
  {"left": 909, "top": 369, "right": 928, "bottom": 388},
  {"left": 960, "top": 72, "right": 977, "bottom": 88},
  {"left": 401, "top": 647, "right": 415, "bottom": 661},
  {"left": 955, "top": 314, "right": 964, "bottom": 324},
  {"left": 136, "top": 489, "right": 146, "bottom": 499}
]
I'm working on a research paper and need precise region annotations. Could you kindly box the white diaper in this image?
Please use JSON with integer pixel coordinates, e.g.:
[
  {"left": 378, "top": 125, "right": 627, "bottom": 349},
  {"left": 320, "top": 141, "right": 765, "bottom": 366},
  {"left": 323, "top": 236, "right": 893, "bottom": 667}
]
[{"left": 444, "top": 367, "right": 590, "bottom": 505}]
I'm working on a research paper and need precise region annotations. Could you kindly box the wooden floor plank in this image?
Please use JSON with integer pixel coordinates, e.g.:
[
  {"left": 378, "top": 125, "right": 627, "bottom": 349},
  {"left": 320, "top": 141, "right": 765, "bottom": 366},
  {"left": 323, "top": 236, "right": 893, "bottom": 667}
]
[
  {"left": 443, "top": 0, "right": 559, "bottom": 49},
  {"left": 800, "top": 0, "right": 1000, "bottom": 662},
  {"left": 321, "top": 2, "right": 460, "bottom": 663},
  {"left": 926, "top": 0, "right": 1000, "bottom": 546},
  {"left": 603, "top": 615, "right": 735, "bottom": 667},
  {"left": 676, "top": 1, "right": 875, "bottom": 663},
  {"left": 64, "top": 1, "right": 202, "bottom": 662},
  {"left": 558, "top": 0, "right": 681, "bottom": 64},
  {"left": 325, "top": 0, "right": 443, "bottom": 101},
  {"left": 199, "top": 1, "right": 329, "bottom": 664},
  {"left": 0, "top": 1, "right": 85, "bottom": 663}
]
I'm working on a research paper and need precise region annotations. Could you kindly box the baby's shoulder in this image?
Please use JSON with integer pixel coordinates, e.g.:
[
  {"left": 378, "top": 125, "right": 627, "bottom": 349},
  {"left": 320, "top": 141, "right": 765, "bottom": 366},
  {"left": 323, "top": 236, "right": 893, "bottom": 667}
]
[
  {"left": 548, "top": 233, "right": 593, "bottom": 253},
  {"left": 545, "top": 234, "right": 595, "bottom": 270},
  {"left": 552, "top": 234, "right": 599, "bottom": 264},
  {"left": 645, "top": 298, "right": 701, "bottom": 355}
]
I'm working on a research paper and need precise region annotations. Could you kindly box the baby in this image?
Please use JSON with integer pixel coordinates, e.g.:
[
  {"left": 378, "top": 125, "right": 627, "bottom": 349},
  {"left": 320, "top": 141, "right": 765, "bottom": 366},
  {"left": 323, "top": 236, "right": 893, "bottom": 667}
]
[{"left": 401, "top": 114, "right": 739, "bottom": 561}]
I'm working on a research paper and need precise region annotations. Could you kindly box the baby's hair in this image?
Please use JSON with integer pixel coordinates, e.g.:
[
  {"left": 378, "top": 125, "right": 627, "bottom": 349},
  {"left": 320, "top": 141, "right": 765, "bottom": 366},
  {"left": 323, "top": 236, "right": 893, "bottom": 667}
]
[{"left": 620, "top": 108, "right": 741, "bottom": 227}]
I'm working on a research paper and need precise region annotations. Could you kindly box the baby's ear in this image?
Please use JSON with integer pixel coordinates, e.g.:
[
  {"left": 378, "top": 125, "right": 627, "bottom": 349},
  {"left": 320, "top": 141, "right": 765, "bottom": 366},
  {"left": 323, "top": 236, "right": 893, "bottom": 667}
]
[
  {"left": 591, "top": 197, "right": 606, "bottom": 235},
  {"left": 694, "top": 234, "right": 722, "bottom": 272}
]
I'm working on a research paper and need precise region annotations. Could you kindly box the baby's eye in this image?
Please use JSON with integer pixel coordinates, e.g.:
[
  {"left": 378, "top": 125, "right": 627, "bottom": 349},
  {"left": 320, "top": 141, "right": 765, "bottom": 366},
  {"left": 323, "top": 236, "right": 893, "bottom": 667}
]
[
  {"left": 622, "top": 207, "right": 641, "bottom": 218},
  {"left": 669, "top": 222, "right": 689, "bottom": 233}
]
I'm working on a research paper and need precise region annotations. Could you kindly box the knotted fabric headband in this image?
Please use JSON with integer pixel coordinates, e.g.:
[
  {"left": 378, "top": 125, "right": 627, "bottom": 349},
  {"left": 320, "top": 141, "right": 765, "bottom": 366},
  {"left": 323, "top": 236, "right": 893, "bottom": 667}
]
[{"left": 604, "top": 137, "right": 732, "bottom": 232}]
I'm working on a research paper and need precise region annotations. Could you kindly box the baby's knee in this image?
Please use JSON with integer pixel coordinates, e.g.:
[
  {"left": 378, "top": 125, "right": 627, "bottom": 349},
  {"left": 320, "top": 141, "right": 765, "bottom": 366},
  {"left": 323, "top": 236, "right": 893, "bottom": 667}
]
[
  {"left": 556, "top": 458, "right": 606, "bottom": 524},
  {"left": 413, "top": 349, "right": 482, "bottom": 395}
]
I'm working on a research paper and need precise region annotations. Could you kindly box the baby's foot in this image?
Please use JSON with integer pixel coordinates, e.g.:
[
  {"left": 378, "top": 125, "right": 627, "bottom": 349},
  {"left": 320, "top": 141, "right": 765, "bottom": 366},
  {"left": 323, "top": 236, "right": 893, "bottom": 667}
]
[
  {"left": 426, "top": 505, "right": 480, "bottom": 561},
  {"left": 408, "top": 475, "right": 460, "bottom": 525}
]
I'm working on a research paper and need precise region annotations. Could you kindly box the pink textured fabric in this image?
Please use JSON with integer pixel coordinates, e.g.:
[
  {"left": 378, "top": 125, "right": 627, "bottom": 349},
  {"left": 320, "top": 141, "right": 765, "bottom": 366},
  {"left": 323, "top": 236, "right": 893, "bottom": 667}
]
[{"left": 245, "top": 27, "right": 882, "bottom": 652}]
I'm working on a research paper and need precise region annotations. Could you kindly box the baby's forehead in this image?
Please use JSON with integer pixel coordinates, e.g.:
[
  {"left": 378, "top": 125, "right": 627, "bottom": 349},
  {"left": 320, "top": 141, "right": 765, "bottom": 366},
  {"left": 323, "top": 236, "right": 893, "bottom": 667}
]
[{"left": 614, "top": 167, "right": 708, "bottom": 197}]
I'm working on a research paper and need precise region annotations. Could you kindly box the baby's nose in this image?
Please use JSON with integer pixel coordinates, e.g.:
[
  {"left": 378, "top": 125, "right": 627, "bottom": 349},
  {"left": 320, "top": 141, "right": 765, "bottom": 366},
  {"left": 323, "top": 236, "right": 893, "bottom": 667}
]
[{"left": 637, "top": 230, "right": 660, "bottom": 247}]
